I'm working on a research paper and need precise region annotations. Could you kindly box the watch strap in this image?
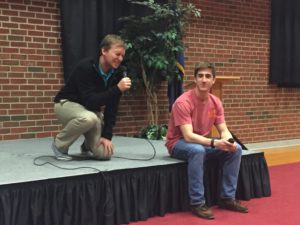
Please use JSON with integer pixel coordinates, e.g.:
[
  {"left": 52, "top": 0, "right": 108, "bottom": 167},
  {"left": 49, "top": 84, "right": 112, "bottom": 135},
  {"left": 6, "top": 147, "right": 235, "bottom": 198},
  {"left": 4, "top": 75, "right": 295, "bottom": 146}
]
[{"left": 210, "top": 138, "right": 215, "bottom": 149}]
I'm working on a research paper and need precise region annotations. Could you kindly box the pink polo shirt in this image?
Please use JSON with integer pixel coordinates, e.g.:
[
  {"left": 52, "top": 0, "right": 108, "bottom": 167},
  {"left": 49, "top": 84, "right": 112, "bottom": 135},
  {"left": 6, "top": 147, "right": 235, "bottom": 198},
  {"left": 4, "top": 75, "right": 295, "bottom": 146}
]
[{"left": 165, "top": 89, "right": 225, "bottom": 154}]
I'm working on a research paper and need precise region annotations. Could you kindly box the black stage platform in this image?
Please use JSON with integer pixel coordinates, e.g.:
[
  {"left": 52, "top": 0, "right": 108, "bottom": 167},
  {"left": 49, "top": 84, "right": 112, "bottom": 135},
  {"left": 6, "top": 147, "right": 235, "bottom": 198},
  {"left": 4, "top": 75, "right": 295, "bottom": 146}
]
[{"left": 0, "top": 136, "right": 271, "bottom": 225}]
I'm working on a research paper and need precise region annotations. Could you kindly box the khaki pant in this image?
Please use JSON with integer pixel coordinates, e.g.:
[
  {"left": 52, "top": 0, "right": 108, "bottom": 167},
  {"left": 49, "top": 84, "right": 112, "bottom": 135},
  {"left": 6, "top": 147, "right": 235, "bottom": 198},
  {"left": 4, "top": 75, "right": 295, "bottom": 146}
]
[{"left": 54, "top": 100, "right": 108, "bottom": 159}]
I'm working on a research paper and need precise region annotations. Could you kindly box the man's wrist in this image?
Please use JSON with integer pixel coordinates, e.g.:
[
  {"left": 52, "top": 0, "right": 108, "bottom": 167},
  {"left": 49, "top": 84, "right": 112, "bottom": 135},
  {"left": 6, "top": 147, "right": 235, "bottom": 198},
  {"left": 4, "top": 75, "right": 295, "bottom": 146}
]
[{"left": 210, "top": 138, "right": 216, "bottom": 149}]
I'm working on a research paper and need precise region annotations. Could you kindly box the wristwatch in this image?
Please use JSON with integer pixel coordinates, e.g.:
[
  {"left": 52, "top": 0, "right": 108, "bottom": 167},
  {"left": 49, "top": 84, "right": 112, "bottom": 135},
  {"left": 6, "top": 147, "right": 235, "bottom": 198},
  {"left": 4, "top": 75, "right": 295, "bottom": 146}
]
[{"left": 210, "top": 138, "right": 215, "bottom": 149}]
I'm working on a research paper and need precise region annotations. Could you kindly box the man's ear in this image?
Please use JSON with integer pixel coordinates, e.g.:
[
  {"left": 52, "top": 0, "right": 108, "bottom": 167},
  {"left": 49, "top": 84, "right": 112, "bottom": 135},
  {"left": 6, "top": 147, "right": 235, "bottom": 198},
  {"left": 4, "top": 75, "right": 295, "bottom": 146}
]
[
  {"left": 212, "top": 77, "right": 216, "bottom": 85},
  {"left": 194, "top": 76, "right": 197, "bottom": 83},
  {"left": 101, "top": 48, "right": 106, "bottom": 56}
]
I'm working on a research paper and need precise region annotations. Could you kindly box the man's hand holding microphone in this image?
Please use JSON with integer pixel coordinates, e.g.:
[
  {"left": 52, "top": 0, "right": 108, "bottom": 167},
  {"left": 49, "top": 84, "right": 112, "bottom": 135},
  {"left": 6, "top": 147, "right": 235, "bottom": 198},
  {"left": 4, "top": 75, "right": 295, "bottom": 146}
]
[{"left": 117, "top": 66, "right": 131, "bottom": 92}]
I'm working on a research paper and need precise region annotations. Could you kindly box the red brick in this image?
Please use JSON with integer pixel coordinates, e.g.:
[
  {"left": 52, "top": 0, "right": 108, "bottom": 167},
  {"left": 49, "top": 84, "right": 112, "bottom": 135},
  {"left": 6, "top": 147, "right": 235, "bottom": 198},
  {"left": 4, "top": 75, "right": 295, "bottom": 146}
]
[
  {"left": 3, "top": 134, "right": 19, "bottom": 140},
  {"left": 11, "top": 127, "right": 27, "bottom": 133}
]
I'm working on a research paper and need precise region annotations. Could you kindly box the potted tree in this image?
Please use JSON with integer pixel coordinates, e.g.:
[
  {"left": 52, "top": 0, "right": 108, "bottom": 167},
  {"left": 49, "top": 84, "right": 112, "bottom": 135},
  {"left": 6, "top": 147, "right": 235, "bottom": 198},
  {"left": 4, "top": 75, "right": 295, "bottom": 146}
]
[{"left": 119, "top": 0, "right": 200, "bottom": 139}]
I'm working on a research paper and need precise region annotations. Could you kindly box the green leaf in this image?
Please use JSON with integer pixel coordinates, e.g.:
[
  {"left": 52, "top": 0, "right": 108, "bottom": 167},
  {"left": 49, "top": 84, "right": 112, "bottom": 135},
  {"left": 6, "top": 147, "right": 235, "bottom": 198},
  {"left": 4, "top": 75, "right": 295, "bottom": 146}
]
[{"left": 119, "top": 0, "right": 201, "bottom": 125}]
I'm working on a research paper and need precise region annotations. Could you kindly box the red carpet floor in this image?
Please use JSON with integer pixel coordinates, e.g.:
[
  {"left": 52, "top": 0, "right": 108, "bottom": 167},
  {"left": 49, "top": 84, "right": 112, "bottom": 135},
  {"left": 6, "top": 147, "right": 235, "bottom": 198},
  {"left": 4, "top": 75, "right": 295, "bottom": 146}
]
[{"left": 125, "top": 162, "right": 300, "bottom": 225}]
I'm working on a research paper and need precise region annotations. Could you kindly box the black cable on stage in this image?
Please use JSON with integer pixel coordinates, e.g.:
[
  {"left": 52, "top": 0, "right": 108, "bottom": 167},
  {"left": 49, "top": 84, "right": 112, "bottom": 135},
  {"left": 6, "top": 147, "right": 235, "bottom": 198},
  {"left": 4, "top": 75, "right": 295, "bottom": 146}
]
[
  {"left": 33, "top": 156, "right": 101, "bottom": 172},
  {"left": 32, "top": 138, "right": 157, "bottom": 217},
  {"left": 112, "top": 138, "right": 156, "bottom": 161}
]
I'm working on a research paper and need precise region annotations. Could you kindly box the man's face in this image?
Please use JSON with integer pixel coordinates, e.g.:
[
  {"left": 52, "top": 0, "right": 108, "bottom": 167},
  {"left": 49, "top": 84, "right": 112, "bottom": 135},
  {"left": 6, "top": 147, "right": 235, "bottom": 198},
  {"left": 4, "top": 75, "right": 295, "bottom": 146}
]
[
  {"left": 102, "top": 44, "right": 125, "bottom": 69},
  {"left": 194, "top": 68, "right": 216, "bottom": 92}
]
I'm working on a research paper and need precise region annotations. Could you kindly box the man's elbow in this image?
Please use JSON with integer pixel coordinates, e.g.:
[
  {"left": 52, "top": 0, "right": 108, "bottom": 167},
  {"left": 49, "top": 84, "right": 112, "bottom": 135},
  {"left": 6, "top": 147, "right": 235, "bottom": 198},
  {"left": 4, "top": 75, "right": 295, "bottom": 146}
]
[{"left": 182, "top": 134, "right": 193, "bottom": 143}]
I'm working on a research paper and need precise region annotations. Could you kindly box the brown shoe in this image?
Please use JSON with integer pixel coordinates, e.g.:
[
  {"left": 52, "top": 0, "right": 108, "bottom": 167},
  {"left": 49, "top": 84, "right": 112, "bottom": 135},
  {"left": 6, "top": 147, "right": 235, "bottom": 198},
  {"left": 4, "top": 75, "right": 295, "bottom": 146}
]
[
  {"left": 191, "top": 204, "right": 214, "bottom": 219},
  {"left": 218, "top": 199, "right": 248, "bottom": 213}
]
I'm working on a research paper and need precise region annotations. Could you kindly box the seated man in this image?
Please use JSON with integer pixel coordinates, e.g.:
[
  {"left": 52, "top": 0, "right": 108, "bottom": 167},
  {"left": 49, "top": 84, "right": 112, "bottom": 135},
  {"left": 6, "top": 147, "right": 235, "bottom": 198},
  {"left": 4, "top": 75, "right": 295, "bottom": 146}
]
[{"left": 165, "top": 62, "right": 248, "bottom": 219}]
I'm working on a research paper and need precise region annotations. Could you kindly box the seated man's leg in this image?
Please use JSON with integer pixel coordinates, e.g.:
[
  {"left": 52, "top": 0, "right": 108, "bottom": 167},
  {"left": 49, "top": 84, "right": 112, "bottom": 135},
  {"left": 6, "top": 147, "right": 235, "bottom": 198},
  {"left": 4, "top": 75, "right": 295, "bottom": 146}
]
[
  {"left": 172, "top": 139, "right": 206, "bottom": 205},
  {"left": 171, "top": 139, "right": 214, "bottom": 219},
  {"left": 207, "top": 144, "right": 248, "bottom": 213},
  {"left": 220, "top": 144, "right": 242, "bottom": 200}
]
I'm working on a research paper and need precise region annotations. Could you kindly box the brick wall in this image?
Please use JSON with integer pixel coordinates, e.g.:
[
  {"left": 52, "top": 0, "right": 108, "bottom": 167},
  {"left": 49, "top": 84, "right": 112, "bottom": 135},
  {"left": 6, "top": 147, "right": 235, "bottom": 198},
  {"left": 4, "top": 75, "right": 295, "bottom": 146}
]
[
  {"left": 184, "top": 0, "right": 300, "bottom": 143},
  {"left": 0, "top": 0, "right": 300, "bottom": 144},
  {"left": 0, "top": 0, "right": 62, "bottom": 140}
]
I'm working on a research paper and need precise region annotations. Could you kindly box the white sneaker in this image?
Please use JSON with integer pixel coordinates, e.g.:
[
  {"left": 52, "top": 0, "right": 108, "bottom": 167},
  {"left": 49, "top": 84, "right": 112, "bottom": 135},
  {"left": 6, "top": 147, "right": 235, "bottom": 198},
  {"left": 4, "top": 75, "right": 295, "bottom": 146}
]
[{"left": 51, "top": 142, "right": 72, "bottom": 161}]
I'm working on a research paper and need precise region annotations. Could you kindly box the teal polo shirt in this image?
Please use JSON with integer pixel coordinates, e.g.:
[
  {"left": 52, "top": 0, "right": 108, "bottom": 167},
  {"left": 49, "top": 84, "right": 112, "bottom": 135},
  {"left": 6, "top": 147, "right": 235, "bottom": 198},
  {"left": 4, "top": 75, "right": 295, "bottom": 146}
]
[{"left": 98, "top": 65, "right": 114, "bottom": 87}]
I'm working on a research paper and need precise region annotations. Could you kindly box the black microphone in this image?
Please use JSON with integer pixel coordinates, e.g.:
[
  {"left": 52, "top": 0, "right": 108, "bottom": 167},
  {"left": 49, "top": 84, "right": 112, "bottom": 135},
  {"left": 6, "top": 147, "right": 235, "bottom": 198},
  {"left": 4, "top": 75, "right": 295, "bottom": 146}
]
[
  {"left": 120, "top": 65, "right": 127, "bottom": 77},
  {"left": 228, "top": 138, "right": 234, "bottom": 143}
]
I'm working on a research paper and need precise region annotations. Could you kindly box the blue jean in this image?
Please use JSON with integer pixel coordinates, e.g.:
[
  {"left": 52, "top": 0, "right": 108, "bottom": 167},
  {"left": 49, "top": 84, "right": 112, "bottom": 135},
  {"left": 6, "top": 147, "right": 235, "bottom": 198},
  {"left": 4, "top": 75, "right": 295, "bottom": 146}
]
[{"left": 171, "top": 139, "right": 242, "bottom": 205}]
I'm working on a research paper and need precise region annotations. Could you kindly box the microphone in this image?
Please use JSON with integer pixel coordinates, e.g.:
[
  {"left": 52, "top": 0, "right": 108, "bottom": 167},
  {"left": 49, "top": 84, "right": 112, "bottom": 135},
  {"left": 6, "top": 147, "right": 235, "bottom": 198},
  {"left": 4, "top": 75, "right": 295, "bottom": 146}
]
[
  {"left": 120, "top": 65, "right": 127, "bottom": 77},
  {"left": 228, "top": 138, "right": 234, "bottom": 143}
]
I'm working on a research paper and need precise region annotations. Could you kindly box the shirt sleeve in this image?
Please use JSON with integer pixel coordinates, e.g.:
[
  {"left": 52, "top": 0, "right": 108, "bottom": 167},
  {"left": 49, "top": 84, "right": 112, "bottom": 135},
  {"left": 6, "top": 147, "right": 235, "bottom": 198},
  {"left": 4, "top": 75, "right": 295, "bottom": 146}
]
[
  {"left": 214, "top": 98, "right": 225, "bottom": 125},
  {"left": 172, "top": 101, "right": 193, "bottom": 127}
]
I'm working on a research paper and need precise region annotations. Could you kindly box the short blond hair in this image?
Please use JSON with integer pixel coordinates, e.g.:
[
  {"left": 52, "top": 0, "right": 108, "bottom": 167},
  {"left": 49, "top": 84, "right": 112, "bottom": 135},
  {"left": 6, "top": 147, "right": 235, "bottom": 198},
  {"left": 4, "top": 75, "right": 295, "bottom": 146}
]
[{"left": 99, "top": 34, "right": 125, "bottom": 54}]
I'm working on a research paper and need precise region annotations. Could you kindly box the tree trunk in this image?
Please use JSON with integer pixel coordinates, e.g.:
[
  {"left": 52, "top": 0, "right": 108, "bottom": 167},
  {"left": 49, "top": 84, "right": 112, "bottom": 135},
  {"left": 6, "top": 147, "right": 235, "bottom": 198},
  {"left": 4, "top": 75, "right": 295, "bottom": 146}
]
[{"left": 141, "top": 62, "right": 158, "bottom": 125}]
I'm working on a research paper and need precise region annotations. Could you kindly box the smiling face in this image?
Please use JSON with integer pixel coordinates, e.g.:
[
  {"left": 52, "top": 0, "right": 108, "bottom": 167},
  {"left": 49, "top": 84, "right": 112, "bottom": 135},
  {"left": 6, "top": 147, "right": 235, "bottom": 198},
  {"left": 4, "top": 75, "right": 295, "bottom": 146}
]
[
  {"left": 101, "top": 44, "right": 125, "bottom": 71},
  {"left": 98, "top": 34, "right": 126, "bottom": 72},
  {"left": 194, "top": 68, "right": 216, "bottom": 93}
]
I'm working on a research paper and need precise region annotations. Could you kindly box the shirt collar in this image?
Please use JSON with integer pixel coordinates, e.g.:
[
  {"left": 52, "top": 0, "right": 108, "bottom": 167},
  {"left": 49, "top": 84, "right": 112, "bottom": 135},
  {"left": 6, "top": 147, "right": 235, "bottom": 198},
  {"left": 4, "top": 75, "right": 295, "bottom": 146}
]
[{"left": 98, "top": 64, "right": 114, "bottom": 78}]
